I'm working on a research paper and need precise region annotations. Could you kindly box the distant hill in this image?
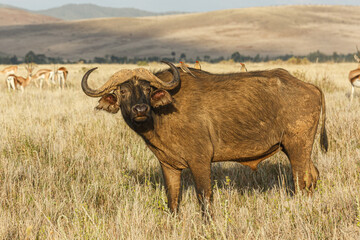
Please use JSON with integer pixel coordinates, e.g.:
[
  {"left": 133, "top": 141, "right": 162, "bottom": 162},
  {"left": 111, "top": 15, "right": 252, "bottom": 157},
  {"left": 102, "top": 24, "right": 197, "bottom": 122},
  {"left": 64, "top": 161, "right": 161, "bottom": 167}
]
[
  {"left": 0, "top": 7, "right": 61, "bottom": 26},
  {"left": 0, "top": 5, "right": 360, "bottom": 60},
  {"left": 35, "top": 4, "right": 185, "bottom": 20},
  {"left": 0, "top": 4, "right": 21, "bottom": 9}
]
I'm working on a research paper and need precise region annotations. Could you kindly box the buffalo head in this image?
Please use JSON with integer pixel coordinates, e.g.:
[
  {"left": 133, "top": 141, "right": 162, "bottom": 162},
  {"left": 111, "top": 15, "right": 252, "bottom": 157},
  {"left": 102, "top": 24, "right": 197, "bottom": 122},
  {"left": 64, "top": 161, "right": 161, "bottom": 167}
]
[{"left": 81, "top": 61, "right": 180, "bottom": 129}]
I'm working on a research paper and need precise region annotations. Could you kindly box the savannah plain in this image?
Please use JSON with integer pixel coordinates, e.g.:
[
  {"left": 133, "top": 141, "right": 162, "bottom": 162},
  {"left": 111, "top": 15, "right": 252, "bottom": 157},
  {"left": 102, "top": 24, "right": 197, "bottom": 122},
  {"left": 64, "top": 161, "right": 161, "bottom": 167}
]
[{"left": 0, "top": 61, "right": 359, "bottom": 239}]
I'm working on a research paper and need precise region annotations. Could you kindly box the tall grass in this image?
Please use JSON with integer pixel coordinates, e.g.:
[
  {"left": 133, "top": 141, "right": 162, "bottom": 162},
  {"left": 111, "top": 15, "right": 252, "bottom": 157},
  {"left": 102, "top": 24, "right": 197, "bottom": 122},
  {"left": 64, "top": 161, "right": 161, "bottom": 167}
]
[{"left": 0, "top": 62, "right": 359, "bottom": 239}]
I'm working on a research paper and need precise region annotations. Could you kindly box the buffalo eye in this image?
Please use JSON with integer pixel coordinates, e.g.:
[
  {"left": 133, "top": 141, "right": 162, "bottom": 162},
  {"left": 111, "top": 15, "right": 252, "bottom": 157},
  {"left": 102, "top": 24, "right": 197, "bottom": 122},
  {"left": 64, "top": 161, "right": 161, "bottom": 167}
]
[
  {"left": 120, "top": 89, "right": 127, "bottom": 97},
  {"left": 145, "top": 87, "right": 151, "bottom": 94}
]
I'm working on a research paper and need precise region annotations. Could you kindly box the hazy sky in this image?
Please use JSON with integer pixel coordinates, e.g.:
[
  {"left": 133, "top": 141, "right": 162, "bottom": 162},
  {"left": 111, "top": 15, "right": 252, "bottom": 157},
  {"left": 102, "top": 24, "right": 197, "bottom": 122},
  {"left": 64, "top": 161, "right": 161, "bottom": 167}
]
[{"left": 2, "top": 0, "right": 359, "bottom": 12}]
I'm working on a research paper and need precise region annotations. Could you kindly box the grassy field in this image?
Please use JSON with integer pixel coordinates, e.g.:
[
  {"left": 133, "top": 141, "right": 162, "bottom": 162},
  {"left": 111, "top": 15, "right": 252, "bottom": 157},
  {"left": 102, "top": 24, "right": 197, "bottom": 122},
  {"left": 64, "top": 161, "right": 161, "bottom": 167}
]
[{"left": 0, "top": 62, "right": 359, "bottom": 239}]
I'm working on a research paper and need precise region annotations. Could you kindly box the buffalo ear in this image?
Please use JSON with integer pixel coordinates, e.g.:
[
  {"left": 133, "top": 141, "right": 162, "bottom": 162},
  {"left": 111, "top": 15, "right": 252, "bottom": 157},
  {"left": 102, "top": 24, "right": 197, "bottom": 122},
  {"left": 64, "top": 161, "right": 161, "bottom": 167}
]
[
  {"left": 95, "top": 93, "right": 120, "bottom": 113},
  {"left": 150, "top": 89, "right": 173, "bottom": 108}
]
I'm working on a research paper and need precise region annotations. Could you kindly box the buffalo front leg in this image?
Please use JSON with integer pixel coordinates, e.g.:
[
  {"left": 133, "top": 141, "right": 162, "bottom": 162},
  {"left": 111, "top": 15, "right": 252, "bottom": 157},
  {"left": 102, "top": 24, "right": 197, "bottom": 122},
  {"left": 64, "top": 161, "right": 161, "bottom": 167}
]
[
  {"left": 189, "top": 163, "right": 212, "bottom": 215},
  {"left": 161, "top": 164, "right": 182, "bottom": 213}
]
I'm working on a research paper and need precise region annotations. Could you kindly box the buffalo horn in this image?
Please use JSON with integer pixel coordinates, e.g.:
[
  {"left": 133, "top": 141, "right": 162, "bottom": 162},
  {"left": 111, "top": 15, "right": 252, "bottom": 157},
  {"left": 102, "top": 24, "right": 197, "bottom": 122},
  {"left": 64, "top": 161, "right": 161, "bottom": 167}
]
[
  {"left": 81, "top": 61, "right": 180, "bottom": 98},
  {"left": 149, "top": 61, "right": 180, "bottom": 90},
  {"left": 81, "top": 68, "right": 134, "bottom": 97}
]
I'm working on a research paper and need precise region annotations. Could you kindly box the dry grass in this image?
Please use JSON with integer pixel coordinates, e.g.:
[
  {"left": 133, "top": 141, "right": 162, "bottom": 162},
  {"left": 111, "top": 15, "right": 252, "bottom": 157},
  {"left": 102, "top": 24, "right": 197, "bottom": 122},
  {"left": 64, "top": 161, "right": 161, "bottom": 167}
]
[{"left": 0, "top": 62, "right": 359, "bottom": 239}]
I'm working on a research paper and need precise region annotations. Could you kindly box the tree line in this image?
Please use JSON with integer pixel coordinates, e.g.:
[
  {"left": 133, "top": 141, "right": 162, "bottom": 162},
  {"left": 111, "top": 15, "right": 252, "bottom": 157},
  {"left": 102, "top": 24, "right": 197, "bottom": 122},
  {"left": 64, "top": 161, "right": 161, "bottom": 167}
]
[{"left": 0, "top": 50, "right": 358, "bottom": 64}]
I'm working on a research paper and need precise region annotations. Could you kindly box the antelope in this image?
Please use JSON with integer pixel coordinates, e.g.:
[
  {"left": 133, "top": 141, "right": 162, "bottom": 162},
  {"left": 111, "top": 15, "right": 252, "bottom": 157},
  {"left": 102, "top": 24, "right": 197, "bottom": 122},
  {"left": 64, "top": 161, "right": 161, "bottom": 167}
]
[
  {"left": 32, "top": 68, "right": 54, "bottom": 89},
  {"left": 0, "top": 65, "right": 18, "bottom": 76},
  {"left": 240, "top": 62, "right": 247, "bottom": 72},
  {"left": 1, "top": 65, "right": 18, "bottom": 90},
  {"left": 6, "top": 75, "right": 18, "bottom": 91},
  {"left": 349, "top": 54, "right": 360, "bottom": 103},
  {"left": 7, "top": 64, "right": 34, "bottom": 92},
  {"left": 56, "top": 66, "right": 68, "bottom": 89},
  {"left": 194, "top": 61, "right": 201, "bottom": 70}
]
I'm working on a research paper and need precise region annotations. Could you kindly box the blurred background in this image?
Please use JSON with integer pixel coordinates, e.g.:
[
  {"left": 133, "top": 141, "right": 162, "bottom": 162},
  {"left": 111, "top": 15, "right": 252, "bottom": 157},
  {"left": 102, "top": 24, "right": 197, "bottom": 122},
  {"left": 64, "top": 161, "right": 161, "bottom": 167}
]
[{"left": 1, "top": 0, "right": 360, "bottom": 64}]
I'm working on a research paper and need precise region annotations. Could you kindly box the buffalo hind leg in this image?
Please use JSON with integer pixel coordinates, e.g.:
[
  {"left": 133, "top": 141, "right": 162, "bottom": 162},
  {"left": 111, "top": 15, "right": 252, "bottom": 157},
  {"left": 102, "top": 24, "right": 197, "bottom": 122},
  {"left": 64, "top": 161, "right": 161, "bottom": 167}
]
[
  {"left": 161, "top": 164, "right": 182, "bottom": 213},
  {"left": 283, "top": 140, "right": 319, "bottom": 193}
]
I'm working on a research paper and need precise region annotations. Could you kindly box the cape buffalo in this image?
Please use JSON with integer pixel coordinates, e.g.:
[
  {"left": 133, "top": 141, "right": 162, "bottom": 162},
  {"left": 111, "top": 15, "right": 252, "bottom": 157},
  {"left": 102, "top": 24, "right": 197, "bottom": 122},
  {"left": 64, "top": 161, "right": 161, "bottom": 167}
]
[{"left": 81, "top": 61, "right": 328, "bottom": 213}]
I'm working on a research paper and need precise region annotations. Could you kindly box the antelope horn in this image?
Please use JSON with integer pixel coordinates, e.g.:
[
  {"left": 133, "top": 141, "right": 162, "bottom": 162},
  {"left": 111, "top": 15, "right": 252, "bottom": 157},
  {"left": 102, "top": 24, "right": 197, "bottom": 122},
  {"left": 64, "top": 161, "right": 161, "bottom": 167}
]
[{"left": 354, "top": 54, "right": 360, "bottom": 63}]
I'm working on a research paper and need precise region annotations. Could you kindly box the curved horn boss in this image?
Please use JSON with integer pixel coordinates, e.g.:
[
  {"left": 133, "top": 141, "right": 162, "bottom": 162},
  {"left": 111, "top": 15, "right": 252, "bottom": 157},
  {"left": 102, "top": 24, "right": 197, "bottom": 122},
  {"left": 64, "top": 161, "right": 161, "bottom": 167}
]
[
  {"left": 81, "top": 68, "right": 134, "bottom": 97},
  {"left": 81, "top": 61, "right": 180, "bottom": 98},
  {"left": 151, "top": 61, "right": 180, "bottom": 90}
]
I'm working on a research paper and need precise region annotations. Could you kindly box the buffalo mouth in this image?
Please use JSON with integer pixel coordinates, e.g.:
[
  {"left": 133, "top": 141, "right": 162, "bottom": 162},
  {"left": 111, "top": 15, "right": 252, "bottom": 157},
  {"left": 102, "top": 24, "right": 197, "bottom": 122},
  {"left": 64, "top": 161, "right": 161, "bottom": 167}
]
[
  {"left": 133, "top": 116, "right": 149, "bottom": 122},
  {"left": 131, "top": 104, "right": 151, "bottom": 123}
]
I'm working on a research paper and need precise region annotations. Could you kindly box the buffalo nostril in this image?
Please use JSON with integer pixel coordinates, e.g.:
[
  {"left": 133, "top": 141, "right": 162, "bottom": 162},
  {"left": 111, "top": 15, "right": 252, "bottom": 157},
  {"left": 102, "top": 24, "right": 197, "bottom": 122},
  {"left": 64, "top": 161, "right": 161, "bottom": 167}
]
[
  {"left": 139, "top": 105, "right": 148, "bottom": 112},
  {"left": 132, "top": 104, "right": 148, "bottom": 114},
  {"left": 132, "top": 106, "right": 137, "bottom": 113}
]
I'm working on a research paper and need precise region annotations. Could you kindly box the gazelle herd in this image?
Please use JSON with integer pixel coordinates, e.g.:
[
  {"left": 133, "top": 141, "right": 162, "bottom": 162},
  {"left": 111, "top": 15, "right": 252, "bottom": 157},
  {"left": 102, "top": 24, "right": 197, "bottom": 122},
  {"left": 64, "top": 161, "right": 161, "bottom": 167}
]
[
  {"left": 0, "top": 58, "right": 359, "bottom": 101},
  {"left": 0, "top": 63, "right": 68, "bottom": 92}
]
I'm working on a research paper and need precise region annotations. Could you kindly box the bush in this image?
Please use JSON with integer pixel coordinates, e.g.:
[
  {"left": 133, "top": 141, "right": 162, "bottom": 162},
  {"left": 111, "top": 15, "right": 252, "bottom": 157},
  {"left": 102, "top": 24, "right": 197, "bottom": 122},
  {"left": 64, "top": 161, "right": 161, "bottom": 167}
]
[
  {"left": 136, "top": 61, "right": 148, "bottom": 66},
  {"left": 219, "top": 59, "right": 235, "bottom": 65},
  {"left": 286, "top": 57, "right": 310, "bottom": 65}
]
